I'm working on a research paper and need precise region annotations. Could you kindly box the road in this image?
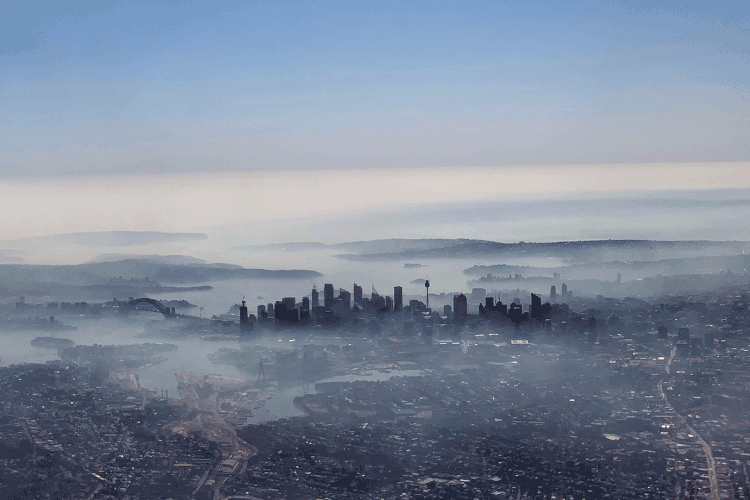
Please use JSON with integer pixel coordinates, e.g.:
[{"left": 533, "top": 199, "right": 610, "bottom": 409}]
[
  {"left": 178, "top": 389, "right": 257, "bottom": 500},
  {"left": 660, "top": 347, "right": 719, "bottom": 500}
]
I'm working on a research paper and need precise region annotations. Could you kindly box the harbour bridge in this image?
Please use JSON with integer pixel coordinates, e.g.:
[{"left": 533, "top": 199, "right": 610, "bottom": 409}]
[{"left": 127, "top": 298, "right": 176, "bottom": 318}]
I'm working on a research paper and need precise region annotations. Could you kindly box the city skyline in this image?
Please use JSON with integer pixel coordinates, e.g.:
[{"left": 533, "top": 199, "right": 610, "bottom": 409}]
[{"left": 4, "top": 3, "right": 750, "bottom": 499}]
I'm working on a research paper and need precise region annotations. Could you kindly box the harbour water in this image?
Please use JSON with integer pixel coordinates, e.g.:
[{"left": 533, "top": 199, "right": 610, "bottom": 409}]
[{"left": 0, "top": 315, "right": 427, "bottom": 423}]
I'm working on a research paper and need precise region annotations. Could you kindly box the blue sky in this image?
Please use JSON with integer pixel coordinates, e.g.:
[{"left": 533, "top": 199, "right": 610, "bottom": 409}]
[{"left": 2, "top": 0, "right": 749, "bottom": 176}]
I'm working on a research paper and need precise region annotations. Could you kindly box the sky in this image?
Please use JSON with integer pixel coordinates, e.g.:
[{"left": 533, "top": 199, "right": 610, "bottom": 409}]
[{"left": 1, "top": 1, "right": 749, "bottom": 246}]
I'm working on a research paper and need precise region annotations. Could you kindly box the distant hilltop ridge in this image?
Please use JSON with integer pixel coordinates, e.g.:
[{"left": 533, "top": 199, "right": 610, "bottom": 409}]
[
  {"left": 89, "top": 254, "right": 207, "bottom": 265},
  {"left": 240, "top": 238, "right": 750, "bottom": 262},
  {"left": 239, "top": 238, "right": 473, "bottom": 254},
  {"left": 0, "top": 258, "right": 322, "bottom": 287}
]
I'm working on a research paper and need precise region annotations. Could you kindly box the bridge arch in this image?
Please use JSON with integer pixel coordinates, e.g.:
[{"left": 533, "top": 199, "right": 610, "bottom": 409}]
[{"left": 127, "top": 298, "right": 174, "bottom": 318}]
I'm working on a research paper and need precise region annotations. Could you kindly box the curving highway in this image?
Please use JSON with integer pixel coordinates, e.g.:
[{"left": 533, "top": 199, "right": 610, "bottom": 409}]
[{"left": 660, "top": 347, "right": 719, "bottom": 500}]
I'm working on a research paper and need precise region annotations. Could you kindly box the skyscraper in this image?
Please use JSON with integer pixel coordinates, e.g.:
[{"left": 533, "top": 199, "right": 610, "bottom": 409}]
[
  {"left": 550, "top": 285, "right": 556, "bottom": 303},
  {"left": 561, "top": 283, "right": 568, "bottom": 300},
  {"left": 394, "top": 286, "right": 403, "bottom": 311},
  {"left": 311, "top": 287, "right": 319, "bottom": 308},
  {"left": 239, "top": 299, "right": 250, "bottom": 332},
  {"left": 324, "top": 283, "right": 334, "bottom": 309},
  {"left": 282, "top": 297, "right": 295, "bottom": 310},
  {"left": 274, "top": 301, "right": 286, "bottom": 323},
  {"left": 353, "top": 283, "right": 363, "bottom": 306},
  {"left": 453, "top": 293, "right": 467, "bottom": 325},
  {"left": 339, "top": 289, "right": 351, "bottom": 309},
  {"left": 530, "top": 293, "right": 542, "bottom": 319}
]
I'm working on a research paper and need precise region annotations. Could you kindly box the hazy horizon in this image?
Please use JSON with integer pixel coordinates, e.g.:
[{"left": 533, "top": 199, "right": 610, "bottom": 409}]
[{"left": 4, "top": 2, "right": 749, "bottom": 257}]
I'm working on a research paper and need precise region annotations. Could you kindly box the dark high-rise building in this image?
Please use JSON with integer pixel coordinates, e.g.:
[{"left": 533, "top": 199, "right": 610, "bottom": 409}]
[
  {"left": 394, "top": 286, "right": 403, "bottom": 311},
  {"left": 324, "top": 284, "right": 334, "bottom": 309},
  {"left": 257, "top": 304, "right": 267, "bottom": 319},
  {"left": 301, "top": 297, "right": 310, "bottom": 311},
  {"left": 561, "top": 283, "right": 568, "bottom": 299},
  {"left": 508, "top": 303, "right": 524, "bottom": 323},
  {"left": 267, "top": 302, "right": 275, "bottom": 318},
  {"left": 385, "top": 296, "right": 393, "bottom": 310},
  {"left": 353, "top": 283, "right": 363, "bottom": 306},
  {"left": 274, "top": 301, "right": 298, "bottom": 323},
  {"left": 339, "top": 289, "right": 351, "bottom": 309},
  {"left": 311, "top": 287, "right": 319, "bottom": 308},
  {"left": 274, "top": 301, "right": 286, "bottom": 323},
  {"left": 288, "top": 308, "right": 299, "bottom": 322},
  {"left": 485, "top": 297, "right": 495, "bottom": 310},
  {"left": 282, "top": 297, "right": 295, "bottom": 310},
  {"left": 239, "top": 299, "right": 250, "bottom": 332},
  {"left": 550, "top": 285, "right": 556, "bottom": 302},
  {"left": 530, "top": 293, "right": 542, "bottom": 319},
  {"left": 453, "top": 293, "right": 468, "bottom": 325}
]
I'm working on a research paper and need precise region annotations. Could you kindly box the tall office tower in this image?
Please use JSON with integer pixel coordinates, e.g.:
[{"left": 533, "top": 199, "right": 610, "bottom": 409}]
[
  {"left": 339, "top": 289, "right": 351, "bottom": 309},
  {"left": 282, "top": 297, "right": 295, "bottom": 310},
  {"left": 311, "top": 287, "right": 319, "bottom": 308},
  {"left": 301, "top": 297, "right": 310, "bottom": 311},
  {"left": 239, "top": 299, "right": 249, "bottom": 330},
  {"left": 508, "top": 303, "right": 523, "bottom": 323},
  {"left": 385, "top": 296, "right": 393, "bottom": 311},
  {"left": 561, "top": 283, "right": 568, "bottom": 299},
  {"left": 394, "top": 286, "right": 403, "bottom": 311},
  {"left": 274, "top": 301, "right": 286, "bottom": 322},
  {"left": 353, "top": 283, "right": 363, "bottom": 306},
  {"left": 453, "top": 293, "right": 468, "bottom": 325},
  {"left": 324, "top": 283, "right": 334, "bottom": 309},
  {"left": 530, "top": 293, "right": 542, "bottom": 319},
  {"left": 257, "top": 304, "right": 266, "bottom": 318},
  {"left": 485, "top": 297, "right": 495, "bottom": 310},
  {"left": 267, "top": 303, "right": 275, "bottom": 318},
  {"left": 550, "top": 285, "right": 557, "bottom": 303}
]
